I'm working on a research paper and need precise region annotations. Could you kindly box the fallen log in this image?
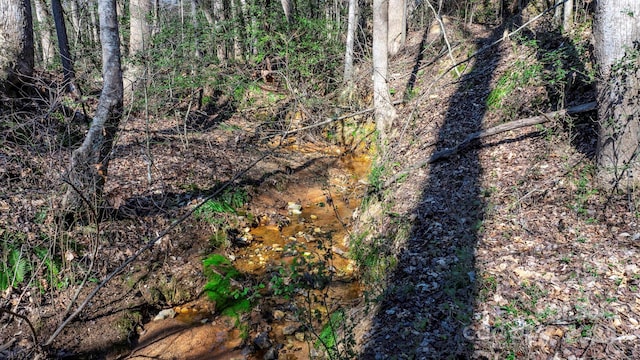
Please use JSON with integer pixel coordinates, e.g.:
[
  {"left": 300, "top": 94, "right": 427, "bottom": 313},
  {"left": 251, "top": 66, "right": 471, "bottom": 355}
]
[{"left": 384, "top": 101, "right": 597, "bottom": 188}]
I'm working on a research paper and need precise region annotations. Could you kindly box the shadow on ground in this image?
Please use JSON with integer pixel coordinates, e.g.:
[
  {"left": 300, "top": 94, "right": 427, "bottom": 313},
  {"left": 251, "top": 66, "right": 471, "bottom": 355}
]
[{"left": 360, "top": 23, "right": 510, "bottom": 359}]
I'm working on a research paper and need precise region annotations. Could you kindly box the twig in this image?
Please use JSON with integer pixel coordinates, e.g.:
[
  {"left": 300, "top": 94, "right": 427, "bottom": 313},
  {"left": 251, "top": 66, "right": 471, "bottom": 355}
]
[
  {"left": 0, "top": 308, "right": 39, "bottom": 346},
  {"left": 425, "top": 1, "right": 459, "bottom": 77},
  {"left": 384, "top": 101, "right": 596, "bottom": 188},
  {"left": 44, "top": 151, "right": 272, "bottom": 346}
]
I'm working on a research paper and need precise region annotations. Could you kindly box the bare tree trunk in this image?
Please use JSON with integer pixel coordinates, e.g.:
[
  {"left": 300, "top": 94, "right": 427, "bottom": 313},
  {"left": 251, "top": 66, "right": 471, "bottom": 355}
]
[
  {"left": 372, "top": 0, "right": 397, "bottom": 138},
  {"left": 62, "top": 0, "right": 123, "bottom": 221},
  {"left": 190, "top": 0, "right": 201, "bottom": 58},
  {"left": 594, "top": 0, "right": 640, "bottom": 190},
  {"left": 212, "top": 0, "right": 227, "bottom": 62},
  {"left": 52, "top": 0, "right": 78, "bottom": 94},
  {"left": 89, "top": 1, "right": 99, "bottom": 45},
  {"left": 230, "top": 0, "right": 245, "bottom": 60},
  {"left": 129, "top": 0, "right": 151, "bottom": 55},
  {"left": 0, "top": 0, "right": 34, "bottom": 90},
  {"left": 117, "top": 0, "right": 126, "bottom": 56},
  {"left": 387, "top": 0, "right": 405, "bottom": 57},
  {"left": 280, "top": 0, "right": 291, "bottom": 23},
  {"left": 562, "top": 0, "right": 572, "bottom": 31},
  {"left": 69, "top": 0, "right": 81, "bottom": 43},
  {"left": 34, "top": 0, "right": 55, "bottom": 67},
  {"left": 343, "top": 0, "right": 358, "bottom": 84}
]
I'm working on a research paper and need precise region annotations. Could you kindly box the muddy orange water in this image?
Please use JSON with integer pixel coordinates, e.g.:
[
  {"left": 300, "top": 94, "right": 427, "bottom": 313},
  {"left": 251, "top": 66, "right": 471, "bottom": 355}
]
[{"left": 129, "top": 149, "right": 370, "bottom": 360}]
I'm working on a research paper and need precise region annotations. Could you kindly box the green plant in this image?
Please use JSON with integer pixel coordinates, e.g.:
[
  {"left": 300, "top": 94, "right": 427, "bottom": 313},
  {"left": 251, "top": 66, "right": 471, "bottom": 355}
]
[
  {"left": 0, "top": 246, "right": 29, "bottom": 291},
  {"left": 315, "top": 309, "right": 345, "bottom": 358},
  {"left": 486, "top": 60, "right": 542, "bottom": 110},
  {"left": 35, "top": 247, "right": 66, "bottom": 291},
  {"left": 202, "top": 254, "right": 250, "bottom": 314},
  {"left": 195, "top": 188, "right": 247, "bottom": 222},
  {"left": 571, "top": 165, "right": 598, "bottom": 216}
]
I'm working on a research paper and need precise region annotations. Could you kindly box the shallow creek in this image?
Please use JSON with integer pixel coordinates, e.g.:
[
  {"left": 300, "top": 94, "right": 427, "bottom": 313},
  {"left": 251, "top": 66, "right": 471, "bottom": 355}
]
[{"left": 129, "top": 148, "right": 370, "bottom": 360}]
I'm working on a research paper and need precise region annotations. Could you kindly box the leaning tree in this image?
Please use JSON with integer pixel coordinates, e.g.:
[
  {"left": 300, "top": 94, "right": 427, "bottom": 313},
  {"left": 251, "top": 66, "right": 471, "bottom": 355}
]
[
  {"left": 593, "top": 0, "right": 640, "bottom": 190},
  {"left": 62, "top": 0, "right": 123, "bottom": 221}
]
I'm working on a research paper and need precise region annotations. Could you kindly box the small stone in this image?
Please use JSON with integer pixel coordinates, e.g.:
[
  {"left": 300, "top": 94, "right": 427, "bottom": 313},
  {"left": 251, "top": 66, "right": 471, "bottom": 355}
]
[
  {"left": 273, "top": 310, "right": 285, "bottom": 321},
  {"left": 295, "top": 332, "right": 305, "bottom": 341},
  {"left": 263, "top": 347, "right": 278, "bottom": 360},
  {"left": 310, "top": 214, "right": 318, "bottom": 220},
  {"left": 254, "top": 332, "right": 272, "bottom": 350},
  {"left": 282, "top": 324, "right": 299, "bottom": 336},
  {"left": 153, "top": 308, "right": 176, "bottom": 321}
]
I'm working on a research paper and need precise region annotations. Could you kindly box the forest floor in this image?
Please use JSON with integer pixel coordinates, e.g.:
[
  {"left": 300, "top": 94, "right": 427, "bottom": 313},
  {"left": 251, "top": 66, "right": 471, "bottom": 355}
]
[{"left": 2, "top": 10, "right": 640, "bottom": 360}]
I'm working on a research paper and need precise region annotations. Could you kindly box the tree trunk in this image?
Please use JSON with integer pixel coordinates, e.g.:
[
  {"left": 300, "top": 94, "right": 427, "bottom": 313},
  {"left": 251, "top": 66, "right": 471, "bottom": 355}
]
[
  {"left": 231, "top": 0, "right": 246, "bottom": 60},
  {"left": 280, "top": 0, "right": 291, "bottom": 23},
  {"left": 343, "top": 0, "right": 358, "bottom": 84},
  {"left": 129, "top": 0, "right": 152, "bottom": 56},
  {"left": 69, "top": 0, "right": 81, "bottom": 43},
  {"left": 34, "top": 0, "right": 55, "bottom": 67},
  {"left": 372, "top": 0, "right": 397, "bottom": 138},
  {"left": 0, "top": 0, "right": 34, "bottom": 90},
  {"left": 89, "top": 1, "right": 99, "bottom": 45},
  {"left": 62, "top": 0, "right": 123, "bottom": 222},
  {"left": 562, "top": 0, "right": 572, "bottom": 32},
  {"left": 212, "top": 0, "right": 227, "bottom": 62},
  {"left": 52, "top": 0, "right": 78, "bottom": 94},
  {"left": 190, "top": 0, "right": 201, "bottom": 58},
  {"left": 594, "top": 0, "right": 640, "bottom": 190},
  {"left": 387, "top": 0, "right": 405, "bottom": 57}
]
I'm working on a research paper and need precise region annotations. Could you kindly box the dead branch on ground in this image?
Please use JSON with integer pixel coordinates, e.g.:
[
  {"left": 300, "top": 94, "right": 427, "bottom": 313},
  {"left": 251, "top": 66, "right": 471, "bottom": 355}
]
[{"left": 384, "top": 101, "right": 596, "bottom": 188}]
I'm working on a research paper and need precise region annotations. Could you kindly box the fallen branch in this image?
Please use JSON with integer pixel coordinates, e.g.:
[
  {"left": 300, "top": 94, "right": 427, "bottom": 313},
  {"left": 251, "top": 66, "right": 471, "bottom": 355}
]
[
  {"left": 384, "top": 101, "right": 596, "bottom": 188},
  {"left": 0, "top": 308, "right": 39, "bottom": 347}
]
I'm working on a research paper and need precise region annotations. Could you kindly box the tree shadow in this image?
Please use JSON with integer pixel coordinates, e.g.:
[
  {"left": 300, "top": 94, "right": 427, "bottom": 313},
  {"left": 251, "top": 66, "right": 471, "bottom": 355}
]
[
  {"left": 530, "top": 24, "right": 598, "bottom": 159},
  {"left": 361, "top": 24, "right": 509, "bottom": 360}
]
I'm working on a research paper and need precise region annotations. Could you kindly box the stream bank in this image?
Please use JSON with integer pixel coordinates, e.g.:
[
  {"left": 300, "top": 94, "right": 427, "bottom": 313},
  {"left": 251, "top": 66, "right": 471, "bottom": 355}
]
[{"left": 127, "top": 144, "right": 371, "bottom": 360}]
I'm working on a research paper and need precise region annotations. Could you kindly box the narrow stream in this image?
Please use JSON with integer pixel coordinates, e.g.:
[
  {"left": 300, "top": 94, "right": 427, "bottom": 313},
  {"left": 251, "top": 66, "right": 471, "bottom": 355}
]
[{"left": 129, "top": 149, "right": 370, "bottom": 360}]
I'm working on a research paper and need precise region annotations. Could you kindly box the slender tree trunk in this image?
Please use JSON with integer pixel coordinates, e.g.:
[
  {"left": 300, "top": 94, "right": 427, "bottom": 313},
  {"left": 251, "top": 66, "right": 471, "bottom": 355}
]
[
  {"left": 593, "top": 0, "right": 640, "bottom": 190},
  {"left": 117, "top": 0, "right": 126, "bottom": 56},
  {"left": 562, "top": 0, "right": 572, "bottom": 31},
  {"left": 190, "top": 0, "right": 201, "bottom": 58},
  {"left": 372, "top": 0, "right": 397, "bottom": 138},
  {"left": 212, "top": 0, "right": 227, "bottom": 62},
  {"left": 230, "top": 0, "right": 245, "bottom": 60},
  {"left": 52, "top": 0, "right": 78, "bottom": 94},
  {"left": 62, "top": 0, "right": 123, "bottom": 221},
  {"left": 89, "top": 1, "right": 99, "bottom": 45},
  {"left": 343, "top": 0, "right": 358, "bottom": 84},
  {"left": 34, "top": 0, "right": 55, "bottom": 67},
  {"left": 280, "top": 0, "right": 291, "bottom": 23},
  {"left": 387, "top": 0, "right": 405, "bottom": 57},
  {"left": 0, "top": 0, "right": 34, "bottom": 89},
  {"left": 69, "top": 0, "right": 81, "bottom": 44}
]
